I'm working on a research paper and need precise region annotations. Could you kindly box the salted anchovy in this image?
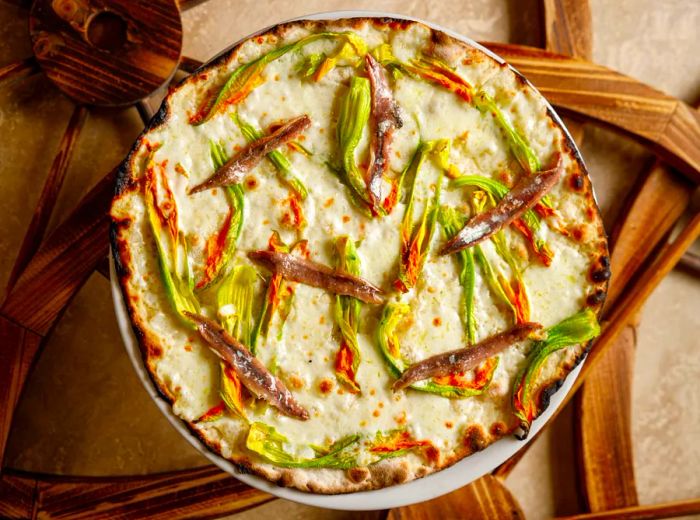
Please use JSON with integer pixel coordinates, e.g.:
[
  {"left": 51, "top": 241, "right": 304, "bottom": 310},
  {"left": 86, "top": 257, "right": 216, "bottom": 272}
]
[
  {"left": 365, "top": 54, "right": 403, "bottom": 208},
  {"left": 439, "top": 154, "right": 563, "bottom": 256},
  {"left": 248, "top": 250, "right": 384, "bottom": 304},
  {"left": 184, "top": 312, "right": 309, "bottom": 420},
  {"left": 393, "top": 322, "right": 542, "bottom": 391},
  {"left": 189, "top": 115, "right": 311, "bottom": 194}
]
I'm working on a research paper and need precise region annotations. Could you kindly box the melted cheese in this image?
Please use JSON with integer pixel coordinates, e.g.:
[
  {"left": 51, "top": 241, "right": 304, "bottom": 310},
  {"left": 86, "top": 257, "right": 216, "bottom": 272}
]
[{"left": 113, "top": 21, "right": 601, "bottom": 478}]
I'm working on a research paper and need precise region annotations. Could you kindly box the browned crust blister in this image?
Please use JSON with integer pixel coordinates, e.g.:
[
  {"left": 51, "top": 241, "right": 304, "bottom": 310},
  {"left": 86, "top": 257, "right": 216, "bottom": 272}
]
[{"left": 109, "top": 17, "right": 609, "bottom": 494}]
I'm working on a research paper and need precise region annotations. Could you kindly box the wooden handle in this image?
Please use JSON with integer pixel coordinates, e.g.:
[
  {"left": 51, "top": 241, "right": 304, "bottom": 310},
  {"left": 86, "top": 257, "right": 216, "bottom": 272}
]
[
  {"left": 481, "top": 42, "right": 700, "bottom": 184},
  {"left": 0, "top": 466, "right": 271, "bottom": 519}
]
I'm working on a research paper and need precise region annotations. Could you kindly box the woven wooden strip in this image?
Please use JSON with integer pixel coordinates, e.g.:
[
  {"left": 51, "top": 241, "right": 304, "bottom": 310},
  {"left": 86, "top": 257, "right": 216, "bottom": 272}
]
[
  {"left": 6, "top": 104, "right": 88, "bottom": 293},
  {"left": 543, "top": 0, "right": 592, "bottom": 58},
  {"left": 1, "top": 168, "right": 116, "bottom": 335},
  {"left": 555, "top": 496, "right": 700, "bottom": 520},
  {"left": 0, "top": 316, "right": 42, "bottom": 469},
  {"left": 575, "top": 154, "right": 694, "bottom": 512},
  {"left": 483, "top": 43, "right": 700, "bottom": 184},
  {"left": 388, "top": 474, "right": 524, "bottom": 520},
  {"left": 0, "top": 467, "right": 271, "bottom": 520}
]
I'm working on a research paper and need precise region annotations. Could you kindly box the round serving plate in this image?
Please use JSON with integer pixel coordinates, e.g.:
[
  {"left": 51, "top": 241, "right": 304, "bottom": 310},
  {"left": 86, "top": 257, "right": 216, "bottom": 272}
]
[{"left": 111, "top": 10, "right": 589, "bottom": 511}]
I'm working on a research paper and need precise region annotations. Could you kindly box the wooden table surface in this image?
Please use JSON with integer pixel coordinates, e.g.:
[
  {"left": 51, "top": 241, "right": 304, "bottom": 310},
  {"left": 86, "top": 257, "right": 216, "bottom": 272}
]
[{"left": 1, "top": 1, "right": 698, "bottom": 519}]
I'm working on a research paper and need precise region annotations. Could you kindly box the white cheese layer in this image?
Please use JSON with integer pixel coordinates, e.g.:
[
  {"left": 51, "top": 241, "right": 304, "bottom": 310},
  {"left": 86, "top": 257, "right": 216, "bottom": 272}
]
[{"left": 113, "top": 21, "right": 601, "bottom": 473}]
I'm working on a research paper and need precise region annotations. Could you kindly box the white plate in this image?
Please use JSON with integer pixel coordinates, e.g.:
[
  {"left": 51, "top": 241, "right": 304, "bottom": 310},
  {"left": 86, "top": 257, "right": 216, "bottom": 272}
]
[{"left": 111, "top": 10, "right": 586, "bottom": 511}]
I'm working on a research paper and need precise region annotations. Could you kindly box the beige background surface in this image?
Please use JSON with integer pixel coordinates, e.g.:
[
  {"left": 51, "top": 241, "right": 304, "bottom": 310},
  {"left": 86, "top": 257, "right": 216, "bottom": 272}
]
[{"left": 1, "top": 1, "right": 699, "bottom": 518}]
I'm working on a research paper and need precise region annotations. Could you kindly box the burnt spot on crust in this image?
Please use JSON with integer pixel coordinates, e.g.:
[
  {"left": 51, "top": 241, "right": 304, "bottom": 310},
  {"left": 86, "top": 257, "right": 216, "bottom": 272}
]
[
  {"left": 569, "top": 173, "right": 585, "bottom": 191},
  {"left": 589, "top": 255, "right": 612, "bottom": 283},
  {"left": 109, "top": 221, "right": 132, "bottom": 279},
  {"left": 537, "top": 378, "right": 565, "bottom": 418},
  {"left": 143, "top": 335, "right": 163, "bottom": 358},
  {"left": 462, "top": 424, "right": 489, "bottom": 455},
  {"left": 489, "top": 421, "right": 508, "bottom": 437},
  {"left": 586, "top": 288, "right": 607, "bottom": 306},
  {"left": 347, "top": 467, "right": 370, "bottom": 483}
]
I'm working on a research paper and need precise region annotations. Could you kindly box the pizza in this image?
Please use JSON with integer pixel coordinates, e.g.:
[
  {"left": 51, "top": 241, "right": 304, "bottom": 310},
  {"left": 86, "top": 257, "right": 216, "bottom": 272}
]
[{"left": 110, "top": 17, "right": 609, "bottom": 494}]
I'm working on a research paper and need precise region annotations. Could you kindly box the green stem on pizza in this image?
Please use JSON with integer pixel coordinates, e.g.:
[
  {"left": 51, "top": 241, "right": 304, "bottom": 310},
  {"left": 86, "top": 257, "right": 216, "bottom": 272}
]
[
  {"left": 246, "top": 422, "right": 360, "bottom": 469},
  {"left": 195, "top": 141, "right": 246, "bottom": 290},
  {"left": 144, "top": 151, "right": 200, "bottom": 325},
  {"left": 336, "top": 76, "right": 373, "bottom": 211},
  {"left": 452, "top": 174, "right": 553, "bottom": 266},
  {"left": 332, "top": 236, "right": 363, "bottom": 393},
  {"left": 217, "top": 264, "right": 258, "bottom": 345},
  {"left": 231, "top": 112, "right": 308, "bottom": 199},
  {"left": 191, "top": 32, "right": 367, "bottom": 125},
  {"left": 394, "top": 139, "right": 448, "bottom": 292},
  {"left": 438, "top": 206, "right": 477, "bottom": 344},
  {"left": 375, "top": 302, "right": 496, "bottom": 398},
  {"left": 473, "top": 91, "right": 540, "bottom": 174},
  {"left": 512, "top": 309, "right": 601, "bottom": 435}
]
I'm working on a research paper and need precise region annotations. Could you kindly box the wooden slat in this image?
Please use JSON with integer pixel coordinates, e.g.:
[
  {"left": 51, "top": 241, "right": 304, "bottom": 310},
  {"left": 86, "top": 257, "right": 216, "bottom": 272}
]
[
  {"left": 481, "top": 42, "right": 700, "bottom": 184},
  {"left": 605, "top": 164, "right": 694, "bottom": 305},
  {"left": 0, "top": 316, "right": 42, "bottom": 470},
  {"left": 572, "top": 211, "right": 700, "bottom": 399},
  {"left": 679, "top": 251, "right": 700, "bottom": 276},
  {"left": 1, "top": 168, "right": 116, "bottom": 335},
  {"left": 576, "top": 158, "right": 693, "bottom": 511},
  {"left": 0, "top": 56, "right": 39, "bottom": 86},
  {"left": 543, "top": 0, "right": 592, "bottom": 58},
  {"left": 6, "top": 104, "right": 89, "bottom": 293},
  {"left": 575, "top": 325, "right": 638, "bottom": 510},
  {"left": 387, "top": 474, "right": 524, "bottom": 520},
  {"left": 0, "top": 170, "right": 116, "bottom": 465},
  {"left": 0, "top": 472, "right": 37, "bottom": 519},
  {"left": 555, "top": 497, "right": 700, "bottom": 520},
  {"left": 543, "top": 0, "right": 591, "bottom": 145},
  {"left": 0, "top": 467, "right": 271, "bottom": 520}
]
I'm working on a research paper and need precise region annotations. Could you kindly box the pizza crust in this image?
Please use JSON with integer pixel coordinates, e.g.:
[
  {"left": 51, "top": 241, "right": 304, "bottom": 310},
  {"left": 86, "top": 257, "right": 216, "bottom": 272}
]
[{"left": 110, "top": 17, "right": 608, "bottom": 494}]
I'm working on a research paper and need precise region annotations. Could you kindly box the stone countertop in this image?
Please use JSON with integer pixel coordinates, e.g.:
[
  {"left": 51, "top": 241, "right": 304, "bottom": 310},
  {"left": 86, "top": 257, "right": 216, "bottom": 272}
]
[{"left": 1, "top": 1, "right": 698, "bottom": 518}]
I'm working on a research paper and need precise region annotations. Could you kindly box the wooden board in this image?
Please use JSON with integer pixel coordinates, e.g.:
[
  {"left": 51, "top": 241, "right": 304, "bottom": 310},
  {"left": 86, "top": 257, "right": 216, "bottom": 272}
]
[{"left": 29, "top": 0, "right": 182, "bottom": 106}]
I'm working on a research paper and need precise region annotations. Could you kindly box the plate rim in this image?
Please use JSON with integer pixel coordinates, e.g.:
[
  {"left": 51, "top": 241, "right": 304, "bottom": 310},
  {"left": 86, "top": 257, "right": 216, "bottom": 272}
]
[{"left": 111, "top": 9, "right": 587, "bottom": 511}]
